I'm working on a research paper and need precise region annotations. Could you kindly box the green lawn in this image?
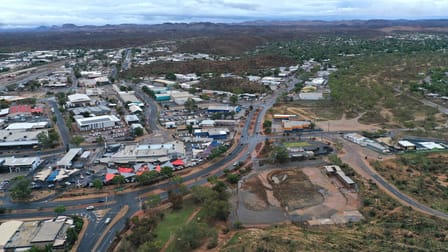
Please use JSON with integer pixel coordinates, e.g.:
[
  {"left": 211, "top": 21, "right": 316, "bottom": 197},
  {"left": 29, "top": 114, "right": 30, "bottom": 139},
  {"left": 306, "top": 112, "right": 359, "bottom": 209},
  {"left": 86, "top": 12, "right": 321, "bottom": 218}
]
[
  {"left": 154, "top": 199, "right": 197, "bottom": 248},
  {"left": 284, "top": 142, "right": 310, "bottom": 148}
]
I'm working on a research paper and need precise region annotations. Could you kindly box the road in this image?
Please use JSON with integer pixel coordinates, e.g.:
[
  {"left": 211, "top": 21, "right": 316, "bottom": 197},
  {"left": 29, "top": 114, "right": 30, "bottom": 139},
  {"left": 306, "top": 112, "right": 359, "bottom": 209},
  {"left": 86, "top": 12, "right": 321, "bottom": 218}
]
[
  {"left": 47, "top": 99, "right": 71, "bottom": 149},
  {"left": 3, "top": 74, "right": 448, "bottom": 250}
]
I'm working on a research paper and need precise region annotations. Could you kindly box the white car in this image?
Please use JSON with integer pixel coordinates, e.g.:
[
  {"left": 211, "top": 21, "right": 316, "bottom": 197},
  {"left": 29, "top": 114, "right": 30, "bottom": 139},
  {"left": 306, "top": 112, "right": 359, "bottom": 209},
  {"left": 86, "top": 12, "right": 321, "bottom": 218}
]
[{"left": 86, "top": 205, "right": 95, "bottom": 211}]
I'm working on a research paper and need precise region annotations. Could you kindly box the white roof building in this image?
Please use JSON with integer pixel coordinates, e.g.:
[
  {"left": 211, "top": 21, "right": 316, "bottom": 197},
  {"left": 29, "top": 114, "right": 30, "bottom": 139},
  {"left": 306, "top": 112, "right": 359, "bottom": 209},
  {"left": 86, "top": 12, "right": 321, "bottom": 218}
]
[
  {"left": 5, "top": 122, "right": 49, "bottom": 131},
  {"left": 75, "top": 115, "right": 120, "bottom": 131},
  {"left": 0, "top": 220, "right": 23, "bottom": 249},
  {"left": 67, "top": 93, "right": 91, "bottom": 104},
  {"left": 57, "top": 148, "right": 83, "bottom": 168},
  {"left": 3, "top": 156, "right": 41, "bottom": 173}
]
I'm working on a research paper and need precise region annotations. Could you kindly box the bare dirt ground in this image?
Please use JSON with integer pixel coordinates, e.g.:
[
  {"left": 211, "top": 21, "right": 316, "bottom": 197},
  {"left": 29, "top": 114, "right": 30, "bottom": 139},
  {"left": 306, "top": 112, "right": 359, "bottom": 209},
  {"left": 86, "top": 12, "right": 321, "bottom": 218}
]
[
  {"left": 316, "top": 113, "right": 380, "bottom": 132},
  {"left": 30, "top": 190, "right": 55, "bottom": 201},
  {"left": 234, "top": 166, "right": 363, "bottom": 226}
]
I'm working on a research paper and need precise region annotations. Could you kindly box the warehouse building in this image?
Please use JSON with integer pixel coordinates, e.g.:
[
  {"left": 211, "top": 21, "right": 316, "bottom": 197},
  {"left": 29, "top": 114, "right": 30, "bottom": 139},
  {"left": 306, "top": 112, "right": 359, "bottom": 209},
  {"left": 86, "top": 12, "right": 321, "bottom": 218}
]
[{"left": 75, "top": 115, "right": 120, "bottom": 131}]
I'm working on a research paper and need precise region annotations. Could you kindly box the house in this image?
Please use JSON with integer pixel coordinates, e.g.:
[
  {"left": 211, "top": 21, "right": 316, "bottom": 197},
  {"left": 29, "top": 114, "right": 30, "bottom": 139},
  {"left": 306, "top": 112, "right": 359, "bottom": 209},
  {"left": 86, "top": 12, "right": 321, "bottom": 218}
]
[
  {"left": 398, "top": 140, "right": 416, "bottom": 151},
  {"left": 7, "top": 105, "right": 43, "bottom": 118},
  {"left": 75, "top": 115, "right": 120, "bottom": 131},
  {"left": 56, "top": 148, "right": 83, "bottom": 168},
  {"left": 344, "top": 133, "right": 367, "bottom": 145}
]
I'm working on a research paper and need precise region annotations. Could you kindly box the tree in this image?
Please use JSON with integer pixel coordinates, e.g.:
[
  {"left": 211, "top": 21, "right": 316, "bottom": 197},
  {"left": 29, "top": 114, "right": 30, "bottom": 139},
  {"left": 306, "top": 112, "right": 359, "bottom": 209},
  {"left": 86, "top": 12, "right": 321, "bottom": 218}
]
[
  {"left": 160, "top": 166, "right": 173, "bottom": 178},
  {"left": 112, "top": 175, "right": 126, "bottom": 187},
  {"left": 96, "top": 135, "right": 104, "bottom": 145},
  {"left": 10, "top": 176, "right": 32, "bottom": 201},
  {"left": 184, "top": 98, "right": 197, "bottom": 112},
  {"left": 174, "top": 222, "right": 208, "bottom": 250},
  {"left": 54, "top": 205, "right": 66, "bottom": 215},
  {"left": 271, "top": 145, "right": 289, "bottom": 163},
  {"left": 145, "top": 194, "right": 161, "bottom": 208},
  {"left": 229, "top": 95, "right": 238, "bottom": 106},
  {"left": 133, "top": 127, "right": 144, "bottom": 137},
  {"left": 226, "top": 173, "right": 240, "bottom": 184},
  {"left": 92, "top": 179, "right": 103, "bottom": 190},
  {"left": 168, "top": 191, "right": 183, "bottom": 210},
  {"left": 203, "top": 198, "right": 230, "bottom": 221},
  {"left": 72, "top": 135, "right": 84, "bottom": 146},
  {"left": 37, "top": 131, "right": 51, "bottom": 148},
  {"left": 191, "top": 186, "right": 216, "bottom": 204},
  {"left": 142, "top": 86, "right": 156, "bottom": 99},
  {"left": 165, "top": 72, "right": 177, "bottom": 81},
  {"left": 136, "top": 171, "right": 159, "bottom": 185},
  {"left": 263, "top": 120, "right": 272, "bottom": 134}
]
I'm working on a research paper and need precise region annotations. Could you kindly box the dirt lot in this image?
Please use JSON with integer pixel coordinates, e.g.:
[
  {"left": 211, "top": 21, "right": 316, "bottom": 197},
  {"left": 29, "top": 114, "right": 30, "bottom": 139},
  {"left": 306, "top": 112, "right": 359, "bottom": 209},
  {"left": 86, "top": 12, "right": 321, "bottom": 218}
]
[{"left": 234, "top": 167, "right": 363, "bottom": 226}]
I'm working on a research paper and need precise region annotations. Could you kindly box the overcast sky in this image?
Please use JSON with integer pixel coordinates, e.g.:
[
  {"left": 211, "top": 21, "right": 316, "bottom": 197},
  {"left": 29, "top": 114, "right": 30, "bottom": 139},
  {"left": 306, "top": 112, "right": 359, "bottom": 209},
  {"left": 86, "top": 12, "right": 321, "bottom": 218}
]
[{"left": 1, "top": 0, "right": 447, "bottom": 27}]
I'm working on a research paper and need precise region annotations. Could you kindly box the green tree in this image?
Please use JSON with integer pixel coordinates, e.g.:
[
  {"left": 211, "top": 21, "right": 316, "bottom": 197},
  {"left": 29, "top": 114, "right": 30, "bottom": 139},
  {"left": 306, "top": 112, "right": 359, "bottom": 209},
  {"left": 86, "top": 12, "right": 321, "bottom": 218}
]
[
  {"left": 271, "top": 145, "right": 289, "bottom": 163},
  {"left": 203, "top": 198, "right": 230, "bottom": 221},
  {"left": 229, "top": 95, "right": 238, "bottom": 106},
  {"left": 96, "top": 135, "right": 104, "bottom": 145},
  {"left": 10, "top": 176, "right": 32, "bottom": 201},
  {"left": 54, "top": 205, "right": 66, "bottom": 215},
  {"left": 112, "top": 175, "right": 126, "bottom": 187},
  {"left": 145, "top": 194, "right": 161, "bottom": 208},
  {"left": 142, "top": 86, "right": 156, "bottom": 99},
  {"left": 160, "top": 166, "right": 173, "bottom": 178},
  {"left": 92, "top": 179, "right": 103, "bottom": 190},
  {"left": 165, "top": 72, "right": 177, "bottom": 81},
  {"left": 72, "top": 135, "right": 84, "bottom": 146},
  {"left": 226, "top": 173, "right": 240, "bottom": 184},
  {"left": 136, "top": 171, "right": 160, "bottom": 185},
  {"left": 184, "top": 98, "right": 197, "bottom": 112},
  {"left": 37, "top": 131, "right": 51, "bottom": 148},
  {"left": 263, "top": 120, "right": 272, "bottom": 134},
  {"left": 174, "top": 222, "right": 208, "bottom": 250},
  {"left": 133, "top": 127, "right": 144, "bottom": 137},
  {"left": 191, "top": 186, "right": 216, "bottom": 204}
]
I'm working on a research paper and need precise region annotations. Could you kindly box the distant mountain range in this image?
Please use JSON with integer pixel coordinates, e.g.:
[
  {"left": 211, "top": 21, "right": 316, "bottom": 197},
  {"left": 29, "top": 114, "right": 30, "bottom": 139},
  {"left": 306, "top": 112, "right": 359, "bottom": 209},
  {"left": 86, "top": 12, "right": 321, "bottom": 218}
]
[{"left": 1, "top": 19, "right": 448, "bottom": 53}]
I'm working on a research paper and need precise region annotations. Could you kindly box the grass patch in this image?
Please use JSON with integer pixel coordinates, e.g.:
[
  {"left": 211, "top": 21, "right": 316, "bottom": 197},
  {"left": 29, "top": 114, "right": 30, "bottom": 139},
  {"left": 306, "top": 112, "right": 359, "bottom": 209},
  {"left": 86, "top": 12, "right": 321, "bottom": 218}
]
[
  {"left": 154, "top": 198, "right": 197, "bottom": 247},
  {"left": 284, "top": 142, "right": 311, "bottom": 148}
]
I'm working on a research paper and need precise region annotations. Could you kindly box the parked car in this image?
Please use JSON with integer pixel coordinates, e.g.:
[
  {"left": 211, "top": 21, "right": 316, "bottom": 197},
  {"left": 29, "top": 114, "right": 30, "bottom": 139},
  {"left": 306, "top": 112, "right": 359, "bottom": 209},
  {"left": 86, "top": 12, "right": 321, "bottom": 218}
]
[
  {"left": 86, "top": 205, "right": 95, "bottom": 210},
  {"left": 105, "top": 217, "right": 111, "bottom": 224}
]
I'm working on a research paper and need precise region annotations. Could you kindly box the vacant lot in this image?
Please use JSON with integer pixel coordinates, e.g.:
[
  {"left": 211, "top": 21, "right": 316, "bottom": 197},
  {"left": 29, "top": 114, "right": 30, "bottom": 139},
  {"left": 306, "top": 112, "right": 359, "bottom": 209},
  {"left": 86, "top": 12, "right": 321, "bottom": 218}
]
[
  {"left": 235, "top": 167, "right": 362, "bottom": 225},
  {"left": 371, "top": 152, "right": 448, "bottom": 213}
]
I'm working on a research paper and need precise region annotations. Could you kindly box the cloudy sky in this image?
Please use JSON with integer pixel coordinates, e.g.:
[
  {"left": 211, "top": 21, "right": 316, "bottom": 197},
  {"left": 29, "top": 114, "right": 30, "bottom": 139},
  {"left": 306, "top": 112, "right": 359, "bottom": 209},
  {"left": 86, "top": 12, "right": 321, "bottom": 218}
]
[{"left": 1, "top": 0, "right": 447, "bottom": 27}]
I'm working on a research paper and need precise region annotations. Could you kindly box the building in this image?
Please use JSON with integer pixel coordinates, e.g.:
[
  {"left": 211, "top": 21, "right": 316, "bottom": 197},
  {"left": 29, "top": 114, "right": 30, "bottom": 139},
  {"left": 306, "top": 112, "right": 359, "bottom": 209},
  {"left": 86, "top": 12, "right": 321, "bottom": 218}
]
[
  {"left": 344, "top": 133, "right": 367, "bottom": 145},
  {"left": 5, "top": 122, "right": 49, "bottom": 131},
  {"left": 273, "top": 114, "right": 297, "bottom": 120},
  {"left": 0, "top": 220, "right": 23, "bottom": 251},
  {"left": 102, "top": 142, "right": 186, "bottom": 164},
  {"left": 75, "top": 115, "right": 120, "bottom": 131},
  {"left": 324, "top": 165, "right": 355, "bottom": 189},
  {"left": 2, "top": 156, "right": 41, "bottom": 173},
  {"left": 125, "top": 114, "right": 140, "bottom": 125},
  {"left": 56, "top": 148, "right": 82, "bottom": 168},
  {"left": 3, "top": 218, "right": 73, "bottom": 251},
  {"left": 7, "top": 105, "right": 43, "bottom": 118},
  {"left": 282, "top": 120, "right": 311, "bottom": 132},
  {"left": 70, "top": 105, "right": 111, "bottom": 116},
  {"left": 0, "top": 130, "right": 46, "bottom": 149},
  {"left": 207, "top": 105, "right": 240, "bottom": 113},
  {"left": 155, "top": 93, "right": 171, "bottom": 102},
  {"left": 194, "top": 128, "right": 229, "bottom": 139},
  {"left": 67, "top": 93, "right": 91, "bottom": 107},
  {"left": 199, "top": 119, "right": 216, "bottom": 127}
]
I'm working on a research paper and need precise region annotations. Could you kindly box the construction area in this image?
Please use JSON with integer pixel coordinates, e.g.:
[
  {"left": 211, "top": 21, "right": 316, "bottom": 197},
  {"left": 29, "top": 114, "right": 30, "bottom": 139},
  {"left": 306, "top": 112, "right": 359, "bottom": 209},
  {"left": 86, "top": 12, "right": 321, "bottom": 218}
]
[{"left": 232, "top": 166, "right": 363, "bottom": 226}]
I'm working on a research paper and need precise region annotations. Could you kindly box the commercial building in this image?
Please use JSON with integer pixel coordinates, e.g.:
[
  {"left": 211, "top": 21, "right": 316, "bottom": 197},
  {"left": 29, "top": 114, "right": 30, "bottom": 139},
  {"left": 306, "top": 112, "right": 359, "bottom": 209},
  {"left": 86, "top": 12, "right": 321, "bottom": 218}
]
[
  {"left": 0, "top": 130, "right": 46, "bottom": 148},
  {"left": 5, "top": 122, "right": 49, "bottom": 131},
  {"left": 75, "top": 115, "right": 120, "bottom": 131},
  {"left": 2, "top": 156, "right": 41, "bottom": 173},
  {"left": 2, "top": 218, "right": 73, "bottom": 251},
  {"left": 102, "top": 142, "right": 185, "bottom": 164},
  {"left": 56, "top": 148, "right": 83, "bottom": 168},
  {"left": 282, "top": 120, "right": 311, "bottom": 132},
  {"left": 66, "top": 93, "right": 91, "bottom": 107},
  {"left": 207, "top": 105, "right": 240, "bottom": 113}
]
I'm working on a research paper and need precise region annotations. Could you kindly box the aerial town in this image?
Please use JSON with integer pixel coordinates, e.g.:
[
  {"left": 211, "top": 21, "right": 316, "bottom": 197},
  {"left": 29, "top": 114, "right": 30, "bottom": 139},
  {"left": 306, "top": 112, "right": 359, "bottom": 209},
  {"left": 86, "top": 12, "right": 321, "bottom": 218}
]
[{"left": 1, "top": 8, "right": 448, "bottom": 252}]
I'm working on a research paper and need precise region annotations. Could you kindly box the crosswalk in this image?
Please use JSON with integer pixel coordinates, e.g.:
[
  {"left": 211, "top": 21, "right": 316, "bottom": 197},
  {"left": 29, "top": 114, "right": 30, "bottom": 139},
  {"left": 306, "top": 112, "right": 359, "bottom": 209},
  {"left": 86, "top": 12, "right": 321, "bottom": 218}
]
[{"left": 73, "top": 211, "right": 104, "bottom": 224}]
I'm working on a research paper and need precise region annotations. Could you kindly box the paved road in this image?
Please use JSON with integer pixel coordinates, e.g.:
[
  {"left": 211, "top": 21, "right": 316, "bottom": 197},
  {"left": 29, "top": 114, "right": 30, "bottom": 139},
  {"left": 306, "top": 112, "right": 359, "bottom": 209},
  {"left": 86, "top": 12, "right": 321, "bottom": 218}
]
[
  {"left": 47, "top": 99, "right": 71, "bottom": 148},
  {"left": 340, "top": 139, "right": 448, "bottom": 220},
  {"left": 4, "top": 77, "right": 448, "bottom": 250}
]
